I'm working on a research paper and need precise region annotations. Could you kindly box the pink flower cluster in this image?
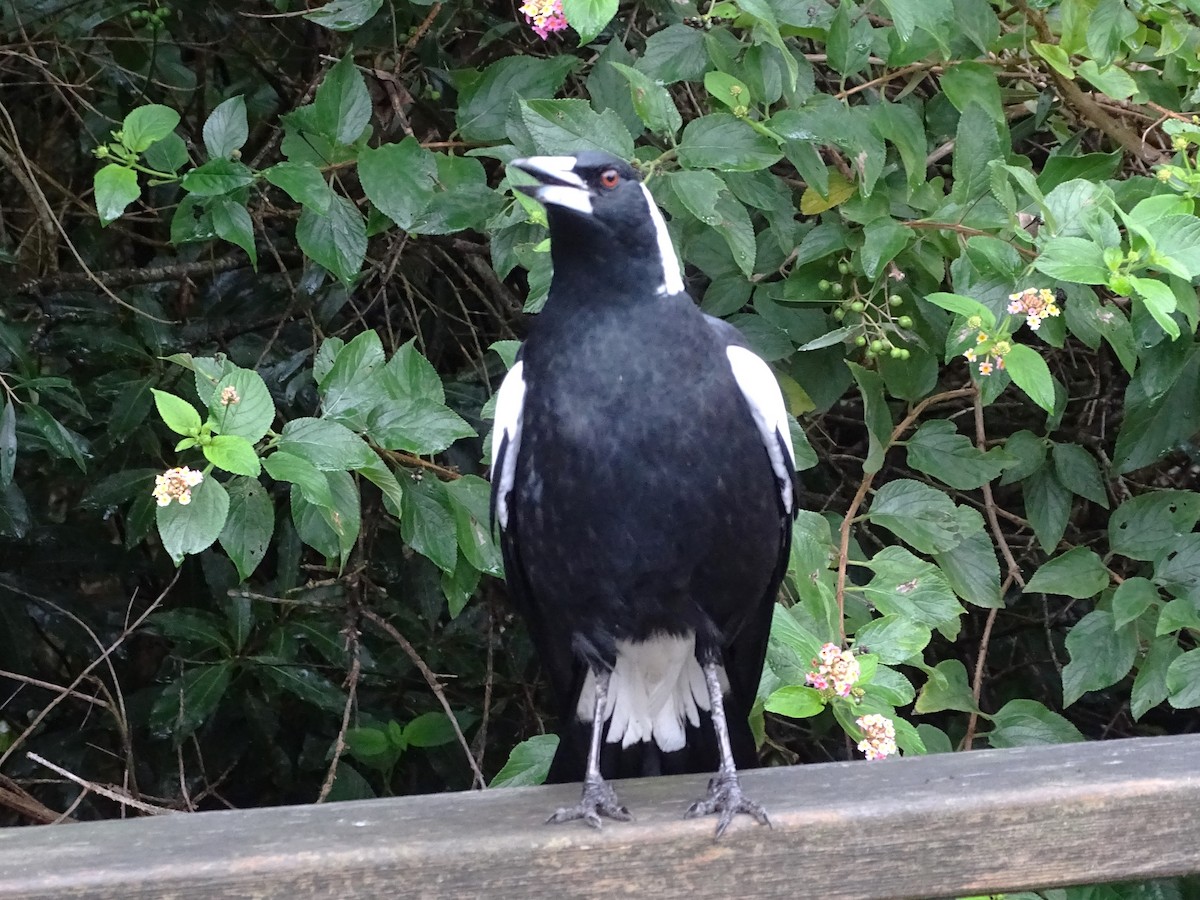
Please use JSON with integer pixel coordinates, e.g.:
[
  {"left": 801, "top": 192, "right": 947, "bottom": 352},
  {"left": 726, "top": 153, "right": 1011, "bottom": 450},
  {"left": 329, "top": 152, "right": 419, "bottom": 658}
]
[
  {"left": 1007, "top": 287, "right": 1061, "bottom": 331},
  {"left": 519, "top": 0, "right": 567, "bottom": 38},
  {"left": 805, "top": 642, "right": 860, "bottom": 698},
  {"left": 855, "top": 713, "right": 898, "bottom": 761}
]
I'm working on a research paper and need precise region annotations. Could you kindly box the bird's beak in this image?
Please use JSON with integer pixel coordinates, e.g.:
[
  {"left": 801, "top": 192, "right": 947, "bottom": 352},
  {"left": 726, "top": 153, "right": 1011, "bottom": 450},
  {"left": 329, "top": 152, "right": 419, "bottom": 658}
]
[{"left": 511, "top": 156, "right": 593, "bottom": 215}]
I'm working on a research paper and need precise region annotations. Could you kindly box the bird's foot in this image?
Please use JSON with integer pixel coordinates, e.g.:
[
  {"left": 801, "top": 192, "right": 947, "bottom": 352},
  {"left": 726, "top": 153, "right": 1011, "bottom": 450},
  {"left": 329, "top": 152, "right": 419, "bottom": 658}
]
[
  {"left": 685, "top": 773, "right": 771, "bottom": 839},
  {"left": 547, "top": 777, "right": 633, "bottom": 830}
]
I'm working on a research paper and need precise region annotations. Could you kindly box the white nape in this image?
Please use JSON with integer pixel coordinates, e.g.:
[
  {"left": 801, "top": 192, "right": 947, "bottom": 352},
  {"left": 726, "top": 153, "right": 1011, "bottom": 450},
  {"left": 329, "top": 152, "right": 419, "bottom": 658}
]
[
  {"left": 577, "top": 633, "right": 726, "bottom": 752},
  {"left": 725, "top": 346, "right": 796, "bottom": 513},
  {"left": 640, "top": 184, "right": 685, "bottom": 297},
  {"left": 490, "top": 360, "right": 526, "bottom": 529}
]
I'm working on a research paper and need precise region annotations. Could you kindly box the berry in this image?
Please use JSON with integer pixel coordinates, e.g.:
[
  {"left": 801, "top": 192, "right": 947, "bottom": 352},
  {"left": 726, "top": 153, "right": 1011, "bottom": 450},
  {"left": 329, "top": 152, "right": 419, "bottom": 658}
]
[
  {"left": 818, "top": 279, "right": 831, "bottom": 291},
  {"left": 854, "top": 335, "right": 867, "bottom": 347},
  {"left": 890, "top": 347, "right": 904, "bottom": 359},
  {"left": 833, "top": 308, "right": 845, "bottom": 321},
  {"left": 897, "top": 315, "right": 913, "bottom": 329},
  {"left": 837, "top": 260, "right": 850, "bottom": 275},
  {"left": 870, "top": 339, "right": 884, "bottom": 353},
  {"left": 830, "top": 283, "right": 844, "bottom": 296},
  {"left": 888, "top": 295, "right": 903, "bottom": 307},
  {"left": 850, "top": 300, "right": 865, "bottom": 312}
]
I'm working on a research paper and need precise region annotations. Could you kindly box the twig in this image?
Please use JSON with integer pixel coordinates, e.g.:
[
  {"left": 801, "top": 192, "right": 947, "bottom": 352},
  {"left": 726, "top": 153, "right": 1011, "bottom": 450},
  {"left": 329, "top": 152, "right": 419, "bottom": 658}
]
[
  {"left": 317, "top": 629, "right": 362, "bottom": 803},
  {"left": 0, "top": 669, "right": 110, "bottom": 709},
  {"left": 27, "top": 753, "right": 175, "bottom": 816},
  {"left": 18, "top": 255, "right": 250, "bottom": 296},
  {"left": 360, "top": 608, "right": 486, "bottom": 789},
  {"left": 0, "top": 571, "right": 180, "bottom": 771}
]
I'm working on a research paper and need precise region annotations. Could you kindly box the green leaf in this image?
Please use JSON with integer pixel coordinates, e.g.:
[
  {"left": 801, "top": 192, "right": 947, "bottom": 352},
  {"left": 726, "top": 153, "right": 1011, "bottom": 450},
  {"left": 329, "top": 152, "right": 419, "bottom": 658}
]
[
  {"left": 1061, "top": 610, "right": 1137, "bottom": 706},
  {"left": 932, "top": 519, "right": 1003, "bottom": 609},
  {"left": 915, "top": 659, "right": 980, "bottom": 714},
  {"left": 862, "top": 546, "right": 964, "bottom": 633},
  {"left": 1051, "top": 442, "right": 1108, "bottom": 507},
  {"left": 144, "top": 132, "right": 189, "bottom": 173},
  {"left": 1132, "top": 637, "right": 1181, "bottom": 720},
  {"left": 1112, "top": 576, "right": 1159, "bottom": 629},
  {"left": 516, "top": 99, "right": 634, "bottom": 159},
  {"left": 1166, "top": 649, "right": 1200, "bottom": 709},
  {"left": 951, "top": 103, "right": 1001, "bottom": 204},
  {"left": 359, "top": 138, "right": 437, "bottom": 231},
  {"left": 609, "top": 63, "right": 682, "bottom": 138},
  {"left": 941, "top": 61, "right": 1003, "bottom": 124},
  {"left": 209, "top": 368, "right": 274, "bottom": 443},
  {"left": 278, "top": 417, "right": 377, "bottom": 471},
  {"left": 1129, "top": 276, "right": 1180, "bottom": 340},
  {"left": 853, "top": 615, "right": 931, "bottom": 665},
  {"left": 704, "top": 71, "right": 752, "bottom": 113},
  {"left": 262, "top": 161, "right": 332, "bottom": 213},
  {"left": 634, "top": 24, "right": 708, "bottom": 84},
  {"left": 445, "top": 475, "right": 501, "bottom": 575},
  {"left": 367, "top": 399, "right": 475, "bottom": 455},
  {"left": 906, "top": 420, "right": 1013, "bottom": 489},
  {"left": 151, "top": 389, "right": 202, "bottom": 436},
  {"left": 669, "top": 169, "right": 726, "bottom": 227},
  {"left": 1109, "top": 491, "right": 1200, "bottom": 561},
  {"left": 868, "top": 479, "right": 966, "bottom": 554},
  {"left": 1031, "top": 41, "right": 1074, "bottom": 79},
  {"left": 382, "top": 338, "right": 445, "bottom": 402},
  {"left": 290, "top": 470, "right": 360, "bottom": 566},
  {"left": 1112, "top": 348, "right": 1200, "bottom": 473},
  {"left": 151, "top": 609, "right": 230, "bottom": 652},
  {"left": 157, "top": 475, "right": 231, "bottom": 565},
  {"left": 562, "top": 0, "right": 617, "bottom": 43},
  {"left": 986, "top": 699, "right": 1084, "bottom": 748},
  {"left": 319, "top": 329, "right": 387, "bottom": 423},
  {"left": 764, "top": 685, "right": 824, "bottom": 718},
  {"left": 203, "top": 435, "right": 262, "bottom": 477},
  {"left": 94, "top": 164, "right": 140, "bottom": 226},
  {"left": 212, "top": 199, "right": 256, "bottom": 268},
  {"left": 304, "top": 0, "right": 383, "bottom": 30},
  {"left": 150, "top": 663, "right": 232, "bottom": 745},
  {"left": 297, "top": 195, "right": 367, "bottom": 286},
  {"left": 314, "top": 55, "right": 372, "bottom": 145},
  {"left": 860, "top": 218, "right": 910, "bottom": 280},
  {"left": 491, "top": 734, "right": 559, "bottom": 788},
  {"left": 847, "top": 362, "right": 891, "bottom": 474},
  {"left": 1004, "top": 344, "right": 1056, "bottom": 413},
  {"left": 677, "top": 114, "right": 783, "bottom": 172},
  {"left": 1076, "top": 60, "right": 1137, "bottom": 100},
  {"left": 455, "top": 56, "right": 577, "bottom": 143},
  {"left": 403, "top": 711, "right": 464, "bottom": 748},
  {"left": 219, "top": 476, "right": 274, "bottom": 581},
  {"left": 203, "top": 96, "right": 248, "bottom": 160},
  {"left": 264, "top": 450, "right": 333, "bottom": 507},
  {"left": 870, "top": 102, "right": 926, "bottom": 192},
  {"left": 1034, "top": 236, "right": 1109, "bottom": 284},
  {"left": 1155, "top": 534, "right": 1200, "bottom": 604},
  {"left": 1024, "top": 547, "right": 1110, "bottom": 598},
  {"left": 122, "top": 104, "right": 181, "bottom": 153},
  {"left": 401, "top": 476, "right": 458, "bottom": 573},
  {"left": 923, "top": 292, "right": 996, "bottom": 330},
  {"left": 181, "top": 159, "right": 256, "bottom": 196},
  {"left": 1023, "top": 467, "right": 1071, "bottom": 553},
  {"left": 1147, "top": 215, "right": 1200, "bottom": 278},
  {"left": 259, "top": 665, "right": 345, "bottom": 712},
  {"left": 0, "top": 400, "right": 15, "bottom": 486}
]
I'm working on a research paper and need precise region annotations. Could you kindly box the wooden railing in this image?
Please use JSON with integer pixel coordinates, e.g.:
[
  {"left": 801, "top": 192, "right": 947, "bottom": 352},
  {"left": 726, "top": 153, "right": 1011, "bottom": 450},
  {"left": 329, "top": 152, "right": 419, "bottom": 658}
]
[{"left": 0, "top": 734, "right": 1198, "bottom": 899}]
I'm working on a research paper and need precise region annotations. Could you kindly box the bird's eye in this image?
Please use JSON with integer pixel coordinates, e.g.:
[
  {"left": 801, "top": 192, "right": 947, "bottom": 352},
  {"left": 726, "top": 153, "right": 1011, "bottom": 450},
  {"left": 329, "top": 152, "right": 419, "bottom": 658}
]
[{"left": 599, "top": 169, "right": 621, "bottom": 188}]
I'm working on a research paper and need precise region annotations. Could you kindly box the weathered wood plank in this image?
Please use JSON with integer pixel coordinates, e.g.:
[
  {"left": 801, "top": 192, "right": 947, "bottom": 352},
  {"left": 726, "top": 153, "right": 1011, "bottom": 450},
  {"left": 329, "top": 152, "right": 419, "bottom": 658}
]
[{"left": 1, "top": 735, "right": 1198, "bottom": 899}]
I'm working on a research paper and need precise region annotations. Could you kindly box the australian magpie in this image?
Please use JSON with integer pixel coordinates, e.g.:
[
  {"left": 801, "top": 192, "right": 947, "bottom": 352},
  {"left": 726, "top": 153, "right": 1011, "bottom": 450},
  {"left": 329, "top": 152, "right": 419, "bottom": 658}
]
[{"left": 489, "top": 151, "right": 798, "bottom": 837}]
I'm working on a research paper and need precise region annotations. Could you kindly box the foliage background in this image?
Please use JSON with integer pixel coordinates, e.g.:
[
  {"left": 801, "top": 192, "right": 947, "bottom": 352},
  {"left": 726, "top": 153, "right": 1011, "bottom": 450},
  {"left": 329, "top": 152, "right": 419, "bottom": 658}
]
[{"left": 2, "top": 0, "right": 1200, "bottom": 894}]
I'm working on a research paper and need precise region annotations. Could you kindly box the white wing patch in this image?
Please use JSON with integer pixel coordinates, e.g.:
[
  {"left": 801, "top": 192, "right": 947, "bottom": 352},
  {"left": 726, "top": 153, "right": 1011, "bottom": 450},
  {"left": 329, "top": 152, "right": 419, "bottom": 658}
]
[
  {"left": 725, "top": 345, "right": 796, "bottom": 514},
  {"left": 490, "top": 360, "right": 526, "bottom": 530},
  {"left": 639, "top": 184, "right": 685, "bottom": 297},
  {"left": 577, "top": 633, "right": 727, "bottom": 752}
]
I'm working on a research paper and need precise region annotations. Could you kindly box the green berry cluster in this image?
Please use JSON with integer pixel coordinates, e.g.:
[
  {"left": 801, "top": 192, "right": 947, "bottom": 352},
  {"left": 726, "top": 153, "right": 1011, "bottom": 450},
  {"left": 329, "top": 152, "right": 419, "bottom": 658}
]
[
  {"left": 824, "top": 260, "right": 914, "bottom": 363},
  {"left": 129, "top": 4, "right": 171, "bottom": 29}
]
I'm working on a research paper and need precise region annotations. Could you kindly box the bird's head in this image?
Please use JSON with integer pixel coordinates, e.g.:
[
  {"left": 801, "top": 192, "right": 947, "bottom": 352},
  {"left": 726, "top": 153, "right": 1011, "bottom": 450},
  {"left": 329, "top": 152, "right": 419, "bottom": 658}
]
[{"left": 510, "top": 152, "right": 684, "bottom": 297}]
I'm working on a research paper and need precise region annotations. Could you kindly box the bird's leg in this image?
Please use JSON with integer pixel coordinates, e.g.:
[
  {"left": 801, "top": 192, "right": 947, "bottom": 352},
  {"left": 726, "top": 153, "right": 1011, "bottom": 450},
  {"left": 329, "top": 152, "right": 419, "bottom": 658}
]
[
  {"left": 547, "top": 667, "right": 633, "bottom": 829},
  {"left": 685, "top": 661, "right": 771, "bottom": 838}
]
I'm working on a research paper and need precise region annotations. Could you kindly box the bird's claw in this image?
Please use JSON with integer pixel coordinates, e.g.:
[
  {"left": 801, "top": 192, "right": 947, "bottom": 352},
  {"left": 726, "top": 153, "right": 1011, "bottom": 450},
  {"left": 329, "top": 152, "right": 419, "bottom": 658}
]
[
  {"left": 685, "top": 774, "right": 771, "bottom": 838},
  {"left": 547, "top": 778, "right": 633, "bottom": 829}
]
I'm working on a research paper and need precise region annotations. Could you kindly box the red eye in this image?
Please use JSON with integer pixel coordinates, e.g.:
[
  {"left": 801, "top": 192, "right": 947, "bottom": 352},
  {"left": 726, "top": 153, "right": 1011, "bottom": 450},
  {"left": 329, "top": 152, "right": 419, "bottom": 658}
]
[{"left": 599, "top": 169, "right": 621, "bottom": 188}]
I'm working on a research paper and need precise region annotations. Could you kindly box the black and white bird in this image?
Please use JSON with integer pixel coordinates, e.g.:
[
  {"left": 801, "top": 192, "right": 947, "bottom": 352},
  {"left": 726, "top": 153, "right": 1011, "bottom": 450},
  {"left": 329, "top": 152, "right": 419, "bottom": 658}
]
[{"left": 490, "top": 152, "right": 797, "bottom": 837}]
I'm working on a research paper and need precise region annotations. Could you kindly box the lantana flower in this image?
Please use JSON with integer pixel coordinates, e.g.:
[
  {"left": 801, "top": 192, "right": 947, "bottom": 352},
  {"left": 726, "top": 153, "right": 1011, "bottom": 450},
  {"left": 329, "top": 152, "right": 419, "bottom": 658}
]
[
  {"left": 855, "top": 713, "right": 898, "bottom": 761},
  {"left": 806, "top": 642, "right": 860, "bottom": 698},
  {"left": 1007, "top": 287, "right": 1061, "bottom": 331},
  {"left": 152, "top": 466, "right": 203, "bottom": 507},
  {"left": 519, "top": 0, "right": 567, "bottom": 38}
]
